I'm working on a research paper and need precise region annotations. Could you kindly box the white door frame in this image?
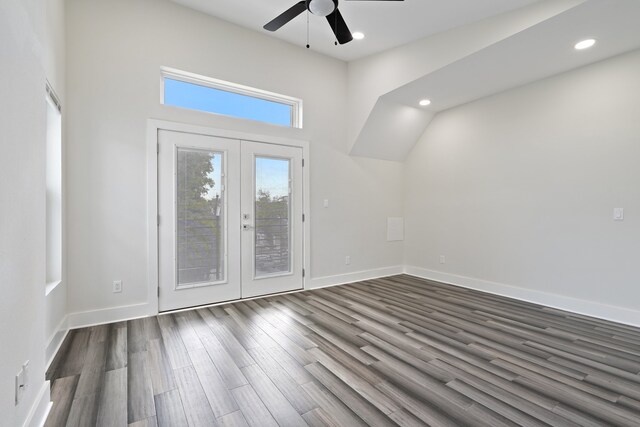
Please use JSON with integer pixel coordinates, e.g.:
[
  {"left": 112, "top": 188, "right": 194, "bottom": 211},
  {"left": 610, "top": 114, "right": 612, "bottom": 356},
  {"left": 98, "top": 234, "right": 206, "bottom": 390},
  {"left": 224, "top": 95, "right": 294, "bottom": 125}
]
[{"left": 146, "top": 119, "right": 310, "bottom": 315}]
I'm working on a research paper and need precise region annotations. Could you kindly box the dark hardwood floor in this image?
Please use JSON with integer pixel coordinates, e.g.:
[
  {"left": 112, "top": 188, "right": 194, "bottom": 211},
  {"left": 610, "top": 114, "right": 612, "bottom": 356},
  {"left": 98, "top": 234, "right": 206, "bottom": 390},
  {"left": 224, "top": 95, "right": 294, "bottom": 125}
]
[{"left": 45, "top": 275, "right": 640, "bottom": 426}]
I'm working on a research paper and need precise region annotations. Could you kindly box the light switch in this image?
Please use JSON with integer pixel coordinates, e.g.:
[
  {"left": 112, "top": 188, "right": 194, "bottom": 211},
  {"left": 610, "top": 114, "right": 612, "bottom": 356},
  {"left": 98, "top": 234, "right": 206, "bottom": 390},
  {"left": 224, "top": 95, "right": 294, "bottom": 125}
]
[
  {"left": 613, "top": 208, "right": 624, "bottom": 221},
  {"left": 323, "top": 199, "right": 329, "bottom": 208}
]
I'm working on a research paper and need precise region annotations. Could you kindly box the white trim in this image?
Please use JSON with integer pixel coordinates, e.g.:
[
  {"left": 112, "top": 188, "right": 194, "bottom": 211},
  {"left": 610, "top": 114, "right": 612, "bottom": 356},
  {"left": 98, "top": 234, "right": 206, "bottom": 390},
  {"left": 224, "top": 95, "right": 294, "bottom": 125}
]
[
  {"left": 147, "top": 122, "right": 160, "bottom": 317},
  {"left": 309, "top": 265, "right": 405, "bottom": 290},
  {"left": 44, "top": 280, "right": 62, "bottom": 297},
  {"left": 67, "top": 303, "right": 152, "bottom": 330},
  {"left": 404, "top": 266, "right": 640, "bottom": 328},
  {"left": 160, "top": 66, "right": 303, "bottom": 129},
  {"left": 23, "top": 381, "right": 51, "bottom": 427},
  {"left": 45, "top": 315, "right": 69, "bottom": 370},
  {"left": 147, "top": 119, "right": 311, "bottom": 316}
]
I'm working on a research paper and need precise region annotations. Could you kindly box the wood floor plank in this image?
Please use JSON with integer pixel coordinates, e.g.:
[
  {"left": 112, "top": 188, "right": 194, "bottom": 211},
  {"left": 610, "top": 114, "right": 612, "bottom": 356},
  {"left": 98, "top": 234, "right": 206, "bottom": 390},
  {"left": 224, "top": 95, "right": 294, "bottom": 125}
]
[
  {"left": 154, "top": 389, "right": 188, "bottom": 427},
  {"left": 196, "top": 326, "right": 248, "bottom": 389},
  {"left": 159, "top": 326, "right": 192, "bottom": 370},
  {"left": 96, "top": 368, "right": 128, "bottom": 427},
  {"left": 240, "top": 363, "right": 308, "bottom": 426},
  {"left": 65, "top": 392, "right": 100, "bottom": 427},
  {"left": 105, "top": 325, "right": 127, "bottom": 371},
  {"left": 189, "top": 348, "right": 239, "bottom": 418},
  {"left": 230, "top": 384, "right": 279, "bottom": 427},
  {"left": 301, "top": 407, "right": 341, "bottom": 427},
  {"left": 44, "top": 376, "right": 79, "bottom": 427},
  {"left": 128, "top": 417, "right": 158, "bottom": 427},
  {"left": 127, "top": 351, "right": 156, "bottom": 424},
  {"left": 300, "top": 381, "right": 368, "bottom": 427},
  {"left": 173, "top": 365, "right": 216, "bottom": 427},
  {"left": 197, "top": 308, "right": 256, "bottom": 368},
  {"left": 246, "top": 346, "right": 316, "bottom": 414},
  {"left": 56, "top": 329, "right": 90, "bottom": 379},
  {"left": 305, "top": 362, "right": 395, "bottom": 427},
  {"left": 146, "top": 338, "right": 176, "bottom": 395},
  {"left": 217, "top": 410, "right": 249, "bottom": 427}
]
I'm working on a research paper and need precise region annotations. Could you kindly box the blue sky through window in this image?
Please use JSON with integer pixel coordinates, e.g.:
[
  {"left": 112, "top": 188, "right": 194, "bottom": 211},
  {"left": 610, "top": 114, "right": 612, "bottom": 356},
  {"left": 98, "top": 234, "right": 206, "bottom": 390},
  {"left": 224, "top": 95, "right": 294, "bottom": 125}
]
[
  {"left": 164, "top": 78, "right": 292, "bottom": 127},
  {"left": 256, "top": 157, "right": 290, "bottom": 199}
]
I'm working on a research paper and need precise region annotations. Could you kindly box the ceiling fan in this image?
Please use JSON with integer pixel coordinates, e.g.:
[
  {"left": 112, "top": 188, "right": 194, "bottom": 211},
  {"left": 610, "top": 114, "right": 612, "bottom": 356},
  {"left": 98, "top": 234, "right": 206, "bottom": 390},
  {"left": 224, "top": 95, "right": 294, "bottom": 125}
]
[{"left": 264, "top": 0, "right": 404, "bottom": 45}]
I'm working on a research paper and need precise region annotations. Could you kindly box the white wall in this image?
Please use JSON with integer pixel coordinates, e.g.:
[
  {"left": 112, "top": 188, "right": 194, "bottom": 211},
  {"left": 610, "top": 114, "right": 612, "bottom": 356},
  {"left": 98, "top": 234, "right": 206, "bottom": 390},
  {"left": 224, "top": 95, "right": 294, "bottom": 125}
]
[
  {"left": 44, "top": 0, "right": 68, "bottom": 368},
  {"left": 404, "top": 49, "right": 640, "bottom": 323},
  {"left": 65, "top": 0, "right": 404, "bottom": 318},
  {"left": 0, "top": 0, "right": 50, "bottom": 424}
]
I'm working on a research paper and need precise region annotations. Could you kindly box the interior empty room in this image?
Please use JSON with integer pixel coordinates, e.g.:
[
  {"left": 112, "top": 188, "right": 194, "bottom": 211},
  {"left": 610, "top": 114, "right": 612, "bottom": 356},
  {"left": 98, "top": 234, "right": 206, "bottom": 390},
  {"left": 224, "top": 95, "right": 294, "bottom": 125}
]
[{"left": 2, "top": 0, "right": 640, "bottom": 425}]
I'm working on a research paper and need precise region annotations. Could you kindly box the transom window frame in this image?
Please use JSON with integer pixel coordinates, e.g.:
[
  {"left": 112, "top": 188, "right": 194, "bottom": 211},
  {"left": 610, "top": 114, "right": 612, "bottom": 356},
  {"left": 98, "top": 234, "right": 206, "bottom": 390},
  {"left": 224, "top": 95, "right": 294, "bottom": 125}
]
[{"left": 160, "top": 67, "right": 303, "bottom": 129}]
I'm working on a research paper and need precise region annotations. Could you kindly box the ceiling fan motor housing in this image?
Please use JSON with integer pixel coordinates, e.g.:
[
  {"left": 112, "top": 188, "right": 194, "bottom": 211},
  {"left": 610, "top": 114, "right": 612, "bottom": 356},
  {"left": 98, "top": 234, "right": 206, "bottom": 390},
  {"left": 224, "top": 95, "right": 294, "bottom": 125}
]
[{"left": 307, "top": 0, "right": 338, "bottom": 17}]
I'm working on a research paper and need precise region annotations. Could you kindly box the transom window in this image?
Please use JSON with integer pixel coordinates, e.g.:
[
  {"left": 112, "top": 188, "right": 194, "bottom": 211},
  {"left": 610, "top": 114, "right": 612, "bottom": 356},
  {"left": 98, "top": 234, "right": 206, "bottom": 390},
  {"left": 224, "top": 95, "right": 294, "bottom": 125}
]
[{"left": 161, "top": 67, "right": 302, "bottom": 128}]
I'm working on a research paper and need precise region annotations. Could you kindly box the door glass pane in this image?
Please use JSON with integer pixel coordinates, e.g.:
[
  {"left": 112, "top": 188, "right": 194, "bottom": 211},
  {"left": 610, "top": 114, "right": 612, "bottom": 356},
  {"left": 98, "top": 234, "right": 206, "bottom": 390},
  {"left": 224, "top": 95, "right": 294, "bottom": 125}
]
[
  {"left": 255, "top": 157, "right": 291, "bottom": 277},
  {"left": 177, "top": 148, "right": 224, "bottom": 286}
]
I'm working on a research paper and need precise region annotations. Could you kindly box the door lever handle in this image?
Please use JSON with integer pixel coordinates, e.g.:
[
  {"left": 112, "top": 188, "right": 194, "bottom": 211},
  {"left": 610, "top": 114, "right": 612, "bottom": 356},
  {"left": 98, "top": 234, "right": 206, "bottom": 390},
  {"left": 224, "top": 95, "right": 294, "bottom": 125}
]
[{"left": 242, "top": 224, "right": 253, "bottom": 230}]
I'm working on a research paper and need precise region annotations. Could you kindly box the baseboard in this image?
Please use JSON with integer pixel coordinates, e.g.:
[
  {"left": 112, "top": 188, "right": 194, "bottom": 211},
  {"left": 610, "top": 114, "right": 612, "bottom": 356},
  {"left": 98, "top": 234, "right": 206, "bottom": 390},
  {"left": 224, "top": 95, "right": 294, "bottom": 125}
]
[
  {"left": 309, "top": 265, "right": 404, "bottom": 290},
  {"left": 67, "top": 303, "right": 152, "bottom": 330},
  {"left": 60, "top": 264, "right": 639, "bottom": 330},
  {"left": 63, "top": 267, "right": 402, "bottom": 329},
  {"left": 45, "top": 315, "right": 69, "bottom": 370},
  {"left": 404, "top": 266, "right": 640, "bottom": 327},
  {"left": 23, "top": 381, "right": 52, "bottom": 427}
]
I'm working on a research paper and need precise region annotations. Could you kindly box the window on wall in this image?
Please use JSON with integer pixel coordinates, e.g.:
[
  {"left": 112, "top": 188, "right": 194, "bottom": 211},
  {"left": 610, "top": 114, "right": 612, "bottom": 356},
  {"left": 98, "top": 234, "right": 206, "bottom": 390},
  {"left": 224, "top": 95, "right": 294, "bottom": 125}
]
[
  {"left": 161, "top": 67, "right": 303, "bottom": 128},
  {"left": 45, "top": 83, "right": 62, "bottom": 293}
]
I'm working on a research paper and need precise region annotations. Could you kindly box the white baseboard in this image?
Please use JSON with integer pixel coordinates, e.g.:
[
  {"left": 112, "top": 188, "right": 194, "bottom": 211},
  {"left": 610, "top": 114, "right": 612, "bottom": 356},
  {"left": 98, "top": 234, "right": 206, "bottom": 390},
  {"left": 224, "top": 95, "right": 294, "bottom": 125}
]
[
  {"left": 45, "top": 315, "right": 69, "bottom": 370},
  {"left": 63, "top": 267, "right": 402, "bottom": 330},
  {"left": 23, "top": 381, "right": 52, "bottom": 427},
  {"left": 404, "top": 266, "right": 640, "bottom": 327},
  {"left": 67, "top": 303, "right": 152, "bottom": 330},
  {"left": 309, "top": 265, "right": 404, "bottom": 290},
  {"left": 59, "top": 265, "right": 640, "bottom": 332}
]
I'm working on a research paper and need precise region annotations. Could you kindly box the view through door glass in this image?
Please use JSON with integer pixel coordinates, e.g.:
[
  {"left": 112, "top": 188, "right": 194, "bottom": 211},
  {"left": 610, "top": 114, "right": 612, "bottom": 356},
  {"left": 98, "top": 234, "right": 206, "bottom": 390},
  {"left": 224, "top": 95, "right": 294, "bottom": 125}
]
[
  {"left": 177, "top": 148, "right": 225, "bottom": 286},
  {"left": 255, "top": 157, "right": 291, "bottom": 277}
]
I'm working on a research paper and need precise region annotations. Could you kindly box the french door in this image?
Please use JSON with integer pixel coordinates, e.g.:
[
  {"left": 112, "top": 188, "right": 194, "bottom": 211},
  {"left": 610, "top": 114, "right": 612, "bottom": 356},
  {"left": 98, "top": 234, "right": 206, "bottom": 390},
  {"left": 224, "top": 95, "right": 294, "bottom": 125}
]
[{"left": 158, "top": 130, "right": 303, "bottom": 312}]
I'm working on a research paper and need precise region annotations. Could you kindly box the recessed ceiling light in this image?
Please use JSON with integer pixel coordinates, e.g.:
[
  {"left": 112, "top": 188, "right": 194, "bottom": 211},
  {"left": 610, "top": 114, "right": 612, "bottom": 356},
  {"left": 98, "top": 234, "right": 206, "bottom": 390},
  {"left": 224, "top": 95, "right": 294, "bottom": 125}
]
[
  {"left": 352, "top": 32, "right": 365, "bottom": 40},
  {"left": 419, "top": 99, "right": 431, "bottom": 107},
  {"left": 575, "top": 39, "right": 596, "bottom": 50}
]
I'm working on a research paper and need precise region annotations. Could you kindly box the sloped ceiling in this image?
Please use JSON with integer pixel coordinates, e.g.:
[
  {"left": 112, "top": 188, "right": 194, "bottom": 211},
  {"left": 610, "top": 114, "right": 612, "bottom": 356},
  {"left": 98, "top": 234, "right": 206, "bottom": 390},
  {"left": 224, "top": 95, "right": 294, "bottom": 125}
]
[{"left": 350, "top": 0, "right": 640, "bottom": 161}]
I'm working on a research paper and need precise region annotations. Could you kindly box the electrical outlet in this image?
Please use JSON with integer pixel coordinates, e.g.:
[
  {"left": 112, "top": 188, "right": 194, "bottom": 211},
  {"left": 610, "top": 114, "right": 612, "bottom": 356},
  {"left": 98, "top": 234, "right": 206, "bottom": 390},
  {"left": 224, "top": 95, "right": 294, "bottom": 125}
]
[
  {"left": 440, "top": 255, "right": 446, "bottom": 264},
  {"left": 113, "top": 280, "right": 122, "bottom": 293},
  {"left": 345, "top": 256, "right": 351, "bottom": 265}
]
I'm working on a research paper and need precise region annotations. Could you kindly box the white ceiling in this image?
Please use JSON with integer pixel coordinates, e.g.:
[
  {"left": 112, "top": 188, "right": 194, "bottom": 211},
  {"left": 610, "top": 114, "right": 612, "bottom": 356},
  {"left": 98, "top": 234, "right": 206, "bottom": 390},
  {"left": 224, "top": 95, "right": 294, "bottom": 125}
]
[
  {"left": 386, "top": 0, "right": 640, "bottom": 111},
  {"left": 171, "top": 0, "right": 541, "bottom": 61}
]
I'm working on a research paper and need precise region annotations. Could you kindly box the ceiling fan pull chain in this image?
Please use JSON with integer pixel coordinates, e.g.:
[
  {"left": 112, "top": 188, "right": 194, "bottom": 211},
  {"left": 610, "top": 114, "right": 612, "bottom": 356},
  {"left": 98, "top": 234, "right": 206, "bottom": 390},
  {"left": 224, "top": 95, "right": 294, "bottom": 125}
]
[{"left": 306, "top": 9, "right": 310, "bottom": 48}]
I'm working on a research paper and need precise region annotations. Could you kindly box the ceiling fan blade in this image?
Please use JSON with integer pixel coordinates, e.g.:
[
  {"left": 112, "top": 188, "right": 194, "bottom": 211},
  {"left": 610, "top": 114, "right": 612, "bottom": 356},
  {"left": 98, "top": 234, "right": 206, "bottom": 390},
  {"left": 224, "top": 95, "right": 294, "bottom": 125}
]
[
  {"left": 326, "top": 9, "right": 353, "bottom": 44},
  {"left": 264, "top": 1, "right": 307, "bottom": 32}
]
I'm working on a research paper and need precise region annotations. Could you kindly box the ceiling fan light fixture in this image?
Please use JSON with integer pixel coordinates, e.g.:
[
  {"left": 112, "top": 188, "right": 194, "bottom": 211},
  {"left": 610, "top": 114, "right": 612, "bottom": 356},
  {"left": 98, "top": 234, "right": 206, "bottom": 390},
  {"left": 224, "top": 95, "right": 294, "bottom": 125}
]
[
  {"left": 352, "top": 32, "right": 365, "bottom": 40},
  {"left": 308, "top": 0, "right": 337, "bottom": 17},
  {"left": 419, "top": 99, "right": 431, "bottom": 107}
]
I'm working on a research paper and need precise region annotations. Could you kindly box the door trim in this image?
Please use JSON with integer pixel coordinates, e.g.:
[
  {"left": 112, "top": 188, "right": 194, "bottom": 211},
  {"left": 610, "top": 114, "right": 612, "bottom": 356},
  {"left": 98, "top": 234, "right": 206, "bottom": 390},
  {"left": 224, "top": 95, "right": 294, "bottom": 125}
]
[{"left": 147, "top": 119, "right": 310, "bottom": 315}]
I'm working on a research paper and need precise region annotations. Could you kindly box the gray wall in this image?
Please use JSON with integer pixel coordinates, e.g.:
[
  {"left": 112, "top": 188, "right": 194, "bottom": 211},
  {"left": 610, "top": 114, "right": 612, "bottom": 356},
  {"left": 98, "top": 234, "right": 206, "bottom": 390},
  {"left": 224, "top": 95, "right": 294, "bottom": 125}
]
[{"left": 405, "top": 49, "right": 640, "bottom": 320}]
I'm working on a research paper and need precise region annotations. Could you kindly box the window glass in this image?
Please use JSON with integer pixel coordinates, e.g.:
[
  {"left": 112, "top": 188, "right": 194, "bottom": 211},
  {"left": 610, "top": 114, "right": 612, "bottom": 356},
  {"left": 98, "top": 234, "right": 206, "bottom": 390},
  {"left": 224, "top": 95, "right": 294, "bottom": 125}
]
[{"left": 162, "top": 71, "right": 301, "bottom": 128}]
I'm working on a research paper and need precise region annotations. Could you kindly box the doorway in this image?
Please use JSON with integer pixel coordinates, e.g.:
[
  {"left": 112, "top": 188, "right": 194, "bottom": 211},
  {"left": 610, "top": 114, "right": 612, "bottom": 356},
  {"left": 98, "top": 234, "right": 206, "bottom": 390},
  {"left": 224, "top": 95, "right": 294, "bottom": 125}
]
[{"left": 157, "top": 130, "right": 304, "bottom": 311}]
